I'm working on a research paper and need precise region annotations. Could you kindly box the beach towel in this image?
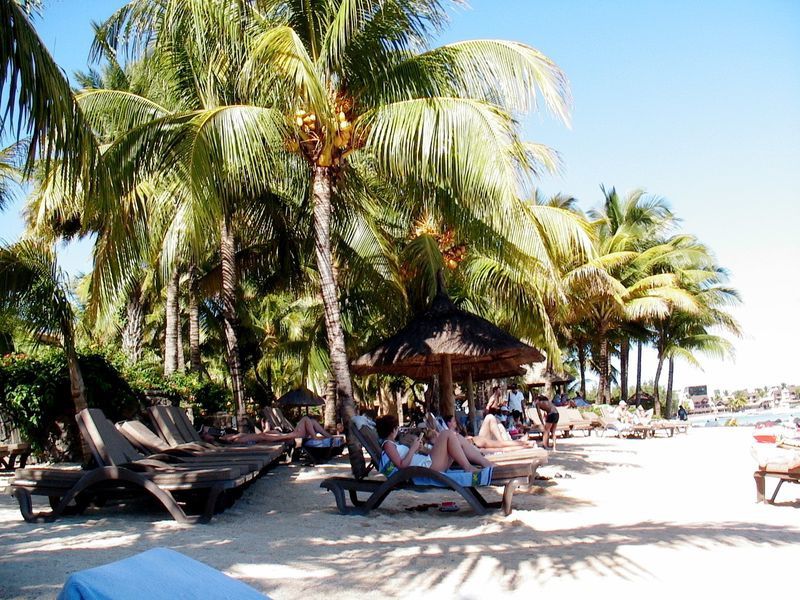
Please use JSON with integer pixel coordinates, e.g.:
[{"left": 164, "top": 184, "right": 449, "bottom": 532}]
[
  {"left": 57, "top": 547, "right": 269, "bottom": 600},
  {"left": 412, "top": 466, "right": 494, "bottom": 488},
  {"left": 303, "top": 437, "right": 344, "bottom": 448}
]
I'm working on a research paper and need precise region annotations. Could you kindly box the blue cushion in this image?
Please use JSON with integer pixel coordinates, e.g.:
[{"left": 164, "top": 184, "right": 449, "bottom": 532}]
[
  {"left": 303, "top": 437, "right": 344, "bottom": 448},
  {"left": 413, "top": 466, "right": 493, "bottom": 488},
  {"left": 57, "top": 548, "right": 269, "bottom": 600}
]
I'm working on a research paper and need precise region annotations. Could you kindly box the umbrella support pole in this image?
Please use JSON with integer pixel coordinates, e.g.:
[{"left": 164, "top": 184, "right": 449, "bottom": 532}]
[
  {"left": 440, "top": 355, "right": 454, "bottom": 416},
  {"left": 466, "top": 372, "right": 477, "bottom": 435}
]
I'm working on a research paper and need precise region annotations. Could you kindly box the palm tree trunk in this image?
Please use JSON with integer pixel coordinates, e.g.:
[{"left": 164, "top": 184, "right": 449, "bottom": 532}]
[
  {"left": 598, "top": 336, "right": 610, "bottom": 403},
  {"left": 312, "top": 165, "right": 356, "bottom": 423},
  {"left": 324, "top": 373, "right": 337, "bottom": 429},
  {"left": 313, "top": 164, "right": 363, "bottom": 471},
  {"left": 188, "top": 264, "right": 202, "bottom": 373},
  {"left": 620, "top": 338, "right": 629, "bottom": 403},
  {"left": 635, "top": 340, "right": 643, "bottom": 405},
  {"left": 164, "top": 267, "right": 180, "bottom": 376},
  {"left": 122, "top": 282, "right": 144, "bottom": 363},
  {"left": 64, "top": 340, "right": 91, "bottom": 462},
  {"left": 378, "top": 381, "right": 396, "bottom": 417},
  {"left": 653, "top": 353, "right": 665, "bottom": 418},
  {"left": 666, "top": 356, "right": 675, "bottom": 418},
  {"left": 396, "top": 387, "right": 406, "bottom": 426},
  {"left": 577, "top": 344, "right": 587, "bottom": 399},
  {"left": 220, "top": 213, "right": 248, "bottom": 428},
  {"left": 176, "top": 308, "right": 185, "bottom": 372}
]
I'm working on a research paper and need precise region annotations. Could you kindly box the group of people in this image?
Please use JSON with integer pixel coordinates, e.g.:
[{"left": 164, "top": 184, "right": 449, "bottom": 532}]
[
  {"left": 485, "top": 382, "right": 526, "bottom": 424},
  {"left": 215, "top": 381, "right": 570, "bottom": 479},
  {"left": 376, "top": 409, "right": 545, "bottom": 477}
]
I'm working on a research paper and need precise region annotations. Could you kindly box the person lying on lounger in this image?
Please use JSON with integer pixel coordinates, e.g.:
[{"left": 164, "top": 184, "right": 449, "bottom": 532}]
[
  {"left": 441, "top": 414, "right": 535, "bottom": 450},
  {"left": 376, "top": 415, "right": 494, "bottom": 475},
  {"left": 220, "top": 416, "right": 332, "bottom": 443}
]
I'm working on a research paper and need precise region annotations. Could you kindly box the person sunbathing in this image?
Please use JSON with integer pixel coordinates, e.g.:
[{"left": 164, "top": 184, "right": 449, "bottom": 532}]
[
  {"left": 442, "top": 414, "right": 535, "bottom": 450},
  {"left": 376, "top": 414, "right": 493, "bottom": 475},
  {"left": 220, "top": 415, "right": 331, "bottom": 443},
  {"left": 632, "top": 406, "right": 654, "bottom": 425}
]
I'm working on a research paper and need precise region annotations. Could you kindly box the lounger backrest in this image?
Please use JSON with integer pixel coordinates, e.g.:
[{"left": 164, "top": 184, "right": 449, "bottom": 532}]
[
  {"left": 425, "top": 412, "right": 447, "bottom": 432},
  {"left": 117, "top": 420, "right": 172, "bottom": 453},
  {"left": 259, "top": 408, "right": 279, "bottom": 432},
  {"left": 167, "top": 406, "right": 203, "bottom": 444},
  {"left": 272, "top": 407, "right": 295, "bottom": 432},
  {"left": 77, "top": 409, "right": 145, "bottom": 466},
  {"left": 350, "top": 422, "right": 382, "bottom": 469},
  {"left": 263, "top": 408, "right": 286, "bottom": 432},
  {"left": 148, "top": 406, "right": 184, "bottom": 446}
]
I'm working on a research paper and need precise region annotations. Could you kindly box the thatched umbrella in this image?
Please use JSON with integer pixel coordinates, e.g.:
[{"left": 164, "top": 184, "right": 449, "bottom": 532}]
[
  {"left": 351, "top": 274, "right": 544, "bottom": 416},
  {"left": 277, "top": 387, "right": 324, "bottom": 416},
  {"left": 524, "top": 362, "right": 575, "bottom": 400}
]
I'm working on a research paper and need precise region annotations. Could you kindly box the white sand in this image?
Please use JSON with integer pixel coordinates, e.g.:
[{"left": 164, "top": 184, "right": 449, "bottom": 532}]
[{"left": 0, "top": 427, "right": 797, "bottom": 599}]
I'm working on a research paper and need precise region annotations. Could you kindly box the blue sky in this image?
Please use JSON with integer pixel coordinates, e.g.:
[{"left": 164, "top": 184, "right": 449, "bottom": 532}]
[{"left": 2, "top": 0, "right": 799, "bottom": 393}]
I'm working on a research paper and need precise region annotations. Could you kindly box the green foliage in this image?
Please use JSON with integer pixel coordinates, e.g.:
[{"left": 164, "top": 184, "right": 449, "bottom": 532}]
[
  {"left": 0, "top": 349, "right": 139, "bottom": 458},
  {"left": 165, "top": 370, "right": 231, "bottom": 417},
  {"left": 85, "top": 346, "right": 233, "bottom": 416},
  {"left": 728, "top": 395, "right": 747, "bottom": 411}
]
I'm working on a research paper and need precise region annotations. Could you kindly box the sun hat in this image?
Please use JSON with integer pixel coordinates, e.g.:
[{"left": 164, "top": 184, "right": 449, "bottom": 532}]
[{"left": 619, "top": 400, "right": 627, "bottom": 407}]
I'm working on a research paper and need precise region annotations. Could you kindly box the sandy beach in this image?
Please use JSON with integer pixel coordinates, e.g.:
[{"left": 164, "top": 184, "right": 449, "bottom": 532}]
[{"left": 1, "top": 427, "right": 797, "bottom": 599}]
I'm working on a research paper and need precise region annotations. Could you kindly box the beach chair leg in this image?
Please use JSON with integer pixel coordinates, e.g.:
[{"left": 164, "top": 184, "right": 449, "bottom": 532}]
[
  {"left": 198, "top": 483, "right": 226, "bottom": 523},
  {"left": 348, "top": 489, "right": 366, "bottom": 507},
  {"left": 754, "top": 471, "right": 766, "bottom": 503},
  {"left": 14, "top": 488, "right": 36, "bottom": 522},
  {"left": 502, "top": 479, "right": 522, "bottom": 515},
  {"left": 326, "top": 481, "right": 350, "bottom": 514},
  {"left": 769, "top": 479, "right": 785, "bottom": 504}
]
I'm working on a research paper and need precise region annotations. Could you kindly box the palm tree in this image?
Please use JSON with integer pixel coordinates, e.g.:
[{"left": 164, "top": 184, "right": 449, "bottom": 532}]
[
  {"left": 1, "top": 0, "right": 104, "bottom": 195},
  {"left": 0, "top": 241, "right": 90, "bottom": 454},
  {"left": 587, "top": 186, "right": 677, "bottom": 401},
  {"left": 0, "top": 140, "right": 26, "bottom": 212},
  {"left": 91, "top": 0, "right": 572, "bottom": 428},
  {"left": 651, "top": 254, "right": 741, "bottom": 417}
]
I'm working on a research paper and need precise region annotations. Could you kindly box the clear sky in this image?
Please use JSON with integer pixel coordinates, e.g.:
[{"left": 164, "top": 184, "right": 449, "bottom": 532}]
[{"left": 2, "top": 0, "right": 798, "bottom": 394}]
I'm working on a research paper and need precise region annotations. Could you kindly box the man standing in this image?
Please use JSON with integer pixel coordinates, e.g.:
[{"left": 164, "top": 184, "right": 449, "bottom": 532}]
[{"left": 507, "top": 383, "right": 525, "bottom": 424}]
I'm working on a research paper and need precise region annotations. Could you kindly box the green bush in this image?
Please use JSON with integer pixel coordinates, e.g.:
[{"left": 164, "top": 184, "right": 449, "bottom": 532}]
[
  {"left": 90, "top": 348, "right": 233, "bottom": 416},
  {"left": 0, "top": 350, "right": 140, "bottom": 459}
]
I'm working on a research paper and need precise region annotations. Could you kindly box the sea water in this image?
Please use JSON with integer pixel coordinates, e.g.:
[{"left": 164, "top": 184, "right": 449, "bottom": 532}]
[{"left": 691, "top": 408, "right": 800, "bottom": 428}]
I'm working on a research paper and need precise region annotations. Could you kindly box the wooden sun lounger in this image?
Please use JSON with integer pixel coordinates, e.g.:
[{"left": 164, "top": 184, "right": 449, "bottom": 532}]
[
  {"left": 9, "top": 409, "right": 259, "bottom": 524},
  {"left": 117, "top": 419, "right": 283, "bottom": 470},
  {"left": 320, "top": 420, "right": 545, "bottom": 516},
  {"left": 754, "top": 455, "right": 800, "bottom": 503},
  {"left": 260, "top": 407, "right": 345, "bottom": 465},
  {"left": 148, "top": 405, "right": 282, "bottom": 454},
  {"left": 1, "top": 442, "right": 31, "bottom": 471},
  {"left": 12, "top": 462, "right": 250, "bottom": 525},
  {"left": 526, "top": 407, "right": 594, "bottom": 438}
]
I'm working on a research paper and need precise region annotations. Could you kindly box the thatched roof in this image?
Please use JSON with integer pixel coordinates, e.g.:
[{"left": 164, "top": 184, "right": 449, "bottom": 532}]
[
  {"left": 524, "top": 362, "right": 575, "bottom": 387},
  {"left": 351, "top": 285, "right": 544, "bottom": 381},
  {"left": 277, "top": 388, "right": 324, "bottom": 407}
]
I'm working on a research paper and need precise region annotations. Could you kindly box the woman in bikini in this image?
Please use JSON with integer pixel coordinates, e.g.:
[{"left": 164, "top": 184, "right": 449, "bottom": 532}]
[
  {"left": 375, "top": 415, "right": 493, "bottom": 476},
  {"left": 220, "top": 415, "right": 331, "bottom": 443},
  {"left": 442, "top": 414, "right": 536, "bottom": 450},
  {"left": 534, "top": 395, "right": 560, "bottom": 450}
]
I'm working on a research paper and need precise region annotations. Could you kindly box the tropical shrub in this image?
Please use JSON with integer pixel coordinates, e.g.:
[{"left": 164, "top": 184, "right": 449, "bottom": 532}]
[
  {"left": 87, "top": 348, "right": 233, "bottom": 416},
  {"left": 0, "top": 350, "right": 140, "bottom": 458}
]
